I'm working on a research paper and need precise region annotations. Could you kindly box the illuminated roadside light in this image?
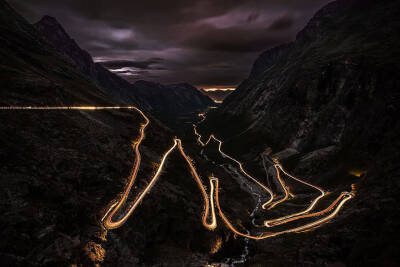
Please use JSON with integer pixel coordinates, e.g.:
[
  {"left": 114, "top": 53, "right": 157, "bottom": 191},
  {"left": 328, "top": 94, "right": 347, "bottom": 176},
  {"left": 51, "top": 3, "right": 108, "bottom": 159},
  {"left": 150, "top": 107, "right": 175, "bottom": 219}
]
[
  {"left": 209, "top": 236, "right": 223, "bottom": 254},
  {"left": 349, "top": 169, "right": 367, "bottom": 177},
  {"left": 350, "top": 183, "right": 357, "bottom": 195}
]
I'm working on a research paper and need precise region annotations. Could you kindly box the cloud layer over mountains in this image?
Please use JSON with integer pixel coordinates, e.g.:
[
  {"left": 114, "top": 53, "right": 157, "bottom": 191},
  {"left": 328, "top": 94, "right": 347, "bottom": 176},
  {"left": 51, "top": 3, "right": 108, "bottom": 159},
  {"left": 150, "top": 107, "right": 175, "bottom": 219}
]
[{"left": 10, "top": 0, "right": 330, "bottom": 88}]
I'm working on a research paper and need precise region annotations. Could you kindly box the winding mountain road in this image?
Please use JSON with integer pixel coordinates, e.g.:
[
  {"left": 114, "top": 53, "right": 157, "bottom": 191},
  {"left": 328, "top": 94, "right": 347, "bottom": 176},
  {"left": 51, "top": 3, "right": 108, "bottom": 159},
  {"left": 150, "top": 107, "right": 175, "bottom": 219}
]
[{"left": 1, "top": 106, "right": 354, "bottom": 241}]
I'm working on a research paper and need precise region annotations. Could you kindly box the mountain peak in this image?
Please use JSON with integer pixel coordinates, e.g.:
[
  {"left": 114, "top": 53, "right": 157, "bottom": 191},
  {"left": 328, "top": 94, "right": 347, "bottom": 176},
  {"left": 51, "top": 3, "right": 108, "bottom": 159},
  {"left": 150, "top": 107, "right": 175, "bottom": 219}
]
[
  {"left": 35, "top": 15, "right": 95, "bottom": 77},
  {"left": 167, "top": 82, "right": 198, "bottom": 90},
  {"left": 35, "top": 15, "right": 70, "bottom": 40},
  {"left": 38, "top": 15, "right": 58, "bottom": 24},
  {"left": 295, "top": 0, "right": 346, "bottom": 42}
]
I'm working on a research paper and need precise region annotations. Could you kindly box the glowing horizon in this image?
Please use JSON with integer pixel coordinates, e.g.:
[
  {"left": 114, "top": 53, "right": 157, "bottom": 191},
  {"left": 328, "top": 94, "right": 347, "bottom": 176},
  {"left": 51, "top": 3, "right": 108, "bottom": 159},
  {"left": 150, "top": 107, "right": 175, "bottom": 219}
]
[{"left": 203, "top": 87, "right": 236, "bottom": 92}]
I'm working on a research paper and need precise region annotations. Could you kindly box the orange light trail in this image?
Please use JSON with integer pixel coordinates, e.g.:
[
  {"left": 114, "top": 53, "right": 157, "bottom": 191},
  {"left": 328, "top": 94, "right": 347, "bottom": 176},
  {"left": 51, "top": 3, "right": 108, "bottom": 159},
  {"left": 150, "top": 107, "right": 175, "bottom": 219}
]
[
  {"left": 193, "top": 124, "right": 274, "bottom": 207},
  {"left": 0, "top": 106, "right": 217, "bottom": 230},
  {"left": 211, "top": 177, "right": 353, "bottom": 239},
  {"left": 265, "top": 192, "right": 351, "bottom": 227},
  {"left": 101, "top": 109, "right": 217, "bottom": 230},
  {"left": 178, "top": 140, "right": 217, "bottom": 230},
  {"left": 1, "top": 106, "right": 354, "bottom": 241},
  {"left": 193, "top": 112, "right": 354, "bottom": 238},
  {"left": 0, "top": 106, "right": 137, "bottom": 110},
  {"left": 263, "top": 160, "right": 327, "bottom": 227}
]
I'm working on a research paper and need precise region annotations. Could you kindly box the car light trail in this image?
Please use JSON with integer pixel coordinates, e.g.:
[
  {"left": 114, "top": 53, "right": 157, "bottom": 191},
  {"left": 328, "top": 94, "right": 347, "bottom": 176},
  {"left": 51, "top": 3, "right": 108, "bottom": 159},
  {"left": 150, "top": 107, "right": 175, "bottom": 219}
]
[
  {"left": 264, "top": 162, "right": 290, "bottom": 210},
  {"left": 100, "top": 110, "right": 217, "bottom": 230},
  {"left": 264, "top": 159, "right": 327, "bottom": 226},
  {"left": 193, "top": 125, "right": 274, "bottom": 208},
  {"left": 212, "top": 176, "right": 353, "bottom": 239},
  {"left": 0, "top": 106, "right": 217, "bottom": 230},
  {"left": 265, "top": 192, "right": 351, "bottom": 227},
  {"left": 194, "top": 112, "right": 354, "bottom": 238},
  {"left": 178, "top": 140, "right": 217, "bottom": 230},
  {"left": 1, "top": 106, "right": 354, "bottom": 241},
  {"left": 0, "top": 106, "right": 138, "bottom": 110}
]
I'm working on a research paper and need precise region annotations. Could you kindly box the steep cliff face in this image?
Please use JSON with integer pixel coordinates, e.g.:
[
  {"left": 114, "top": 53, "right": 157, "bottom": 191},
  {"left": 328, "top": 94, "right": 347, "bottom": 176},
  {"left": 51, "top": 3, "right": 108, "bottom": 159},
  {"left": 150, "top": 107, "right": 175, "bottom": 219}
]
[
  {"left": 33, "top": 16, "right": 149, "bottom": 109},
  {"left": 0, "top": 2, "right": 113, "bottom": 107},
  {"left": 205, "top": 0, "right": 400, "bottom": 157},
  {"left": 34, "top": 16, "right": 213, "bottom": 127},
  {"left": 200, "top": 0, "right": 400, "bottom": 265},
  {"left": 34, "top": 16, "right": 96, "bottom": 80}
]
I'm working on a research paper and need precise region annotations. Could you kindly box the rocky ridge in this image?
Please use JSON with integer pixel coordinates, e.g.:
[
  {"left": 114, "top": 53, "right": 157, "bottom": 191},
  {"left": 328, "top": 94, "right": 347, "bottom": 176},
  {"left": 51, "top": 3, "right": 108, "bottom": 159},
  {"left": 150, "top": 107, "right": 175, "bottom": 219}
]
[{"left": 34, "top": 15, "right": 214, "bottom": 128}]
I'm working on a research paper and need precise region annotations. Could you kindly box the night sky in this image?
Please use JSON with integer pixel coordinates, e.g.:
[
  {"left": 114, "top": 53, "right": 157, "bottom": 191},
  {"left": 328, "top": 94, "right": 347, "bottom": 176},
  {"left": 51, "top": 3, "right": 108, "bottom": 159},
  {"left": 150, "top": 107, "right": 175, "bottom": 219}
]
[{"left": 10, "top": 0, "right": 331, "bottom": 89}]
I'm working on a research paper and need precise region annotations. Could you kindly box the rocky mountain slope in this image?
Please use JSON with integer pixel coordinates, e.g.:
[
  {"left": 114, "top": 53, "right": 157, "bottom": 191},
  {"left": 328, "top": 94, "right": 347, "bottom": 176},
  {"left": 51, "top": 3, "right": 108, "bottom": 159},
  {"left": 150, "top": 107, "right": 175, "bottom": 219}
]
[
  {"left": 132, "top": 81, "right": 214, "bottom": 128},
  {"left": 0, "top": 1, "right": 231, "bottom": 266},
  {"left": 34, "top": 15, "right": 214, "bottom": 128},
  {"left": 200, "top": 0, "right": 400, "bottom": 265}
]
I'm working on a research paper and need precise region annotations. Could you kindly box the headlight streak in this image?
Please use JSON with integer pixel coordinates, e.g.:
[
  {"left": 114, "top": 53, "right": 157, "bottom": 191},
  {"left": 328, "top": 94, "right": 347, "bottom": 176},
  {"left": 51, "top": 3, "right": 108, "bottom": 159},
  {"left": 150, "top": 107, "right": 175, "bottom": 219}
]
[
  {"left": 212, "top": 176, "right": 353, "bottom": 239},
  {"left": 0, "top": 106, "right": 137, "bottom": 110},
  {"left": 194, "top": 112, "right": 354, "bottom": 239},
  {"left": 0, "top": 106, "right": 217, "bottom": 230},
  {"left": 263, "top": 161, "right": 327, "bottom": 227},
  {"left": 265, "top": 192, "right": 351, "bottom": 227},
  {"left": 264, "top": 163, "right": 290, "bottom": 210},
  {"left": 102, "top": 112, "right": 217, "bottom": 230},
  {"left": 1, "top": 106, "right": 354, "bottom": 241},
  {"left": 178, "top": 141, "right": 217, "bottom": 230},
  {"left": 193, "top": 124, "right": 274, "bottom": 208}
]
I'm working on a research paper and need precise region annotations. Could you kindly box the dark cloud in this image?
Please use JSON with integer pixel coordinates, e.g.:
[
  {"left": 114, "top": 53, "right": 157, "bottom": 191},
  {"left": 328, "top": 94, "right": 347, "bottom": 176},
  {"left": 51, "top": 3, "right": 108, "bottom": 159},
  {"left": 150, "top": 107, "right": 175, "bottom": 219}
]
[
  {"left": 268, "top": 14, "right": 295, "bottom": 31},
  {"left": 100, "top": 58, "right": 164, "bottom": 70},
  {"left": 9, "top": 0, "right": 331, "bottom": 88},
  {"left": 180, "top": 24, "right": 290, "bottom": 52},
  {"left": 247, "top": 12, "right": 260, "bottom": 23}
]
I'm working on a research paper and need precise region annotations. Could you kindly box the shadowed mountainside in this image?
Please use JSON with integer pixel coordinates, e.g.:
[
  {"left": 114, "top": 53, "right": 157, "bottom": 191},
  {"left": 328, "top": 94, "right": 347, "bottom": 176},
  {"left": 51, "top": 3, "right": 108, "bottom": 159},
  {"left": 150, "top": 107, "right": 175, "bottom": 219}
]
[
  {"left": 200, "top": 0, "right": 400, "bottom": 265},
  {"left": 0, "top": 1, "right": 240, "bottom": 265},
  {"left": 34, "top": 15, "right": 214, "bottom": 128}
]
